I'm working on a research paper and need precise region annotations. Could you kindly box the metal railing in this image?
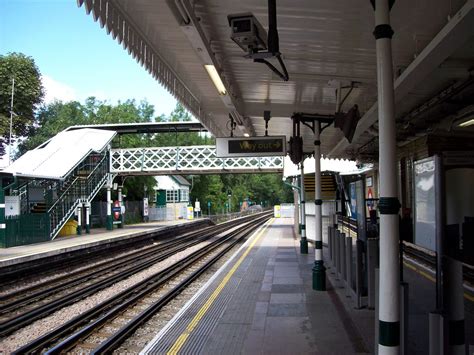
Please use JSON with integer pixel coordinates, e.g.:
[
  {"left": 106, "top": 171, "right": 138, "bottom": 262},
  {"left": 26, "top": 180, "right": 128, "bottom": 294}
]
[
  {"left": 48, "top": 154, "right": 109, "bottom": 239},
  {"left": 110, "top": 146, "right": 284, "bottom": 175}
]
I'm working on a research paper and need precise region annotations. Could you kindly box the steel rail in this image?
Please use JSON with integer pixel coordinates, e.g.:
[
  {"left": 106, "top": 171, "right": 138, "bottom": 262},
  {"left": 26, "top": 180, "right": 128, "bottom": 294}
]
[
  {"left": 0, "top": 220, "right": 212, "bottom": 283},
  {"left": 0, "top": 215, "right": 263, "bottom": 336},
  {"left": 93, "top": 216, "right": 269, "bottom": 354},
  {"left": 403, "top": 241, "right": 473, "bottom": 283},
  {"left": 0, "top": 220, "right": 237, "bottom": 312},
  {"left": 14, "top": 213, "right": 270, "bottom": 354}
]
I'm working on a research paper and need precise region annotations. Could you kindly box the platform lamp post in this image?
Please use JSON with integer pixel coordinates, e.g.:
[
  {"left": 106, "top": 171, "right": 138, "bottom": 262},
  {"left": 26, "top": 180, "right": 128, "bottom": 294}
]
[
  {"left": 372, "top": 0, "right": 400, "bottom": 353},
  {"left": 292, "top": 112, "right": 333, "bottom": 290}
]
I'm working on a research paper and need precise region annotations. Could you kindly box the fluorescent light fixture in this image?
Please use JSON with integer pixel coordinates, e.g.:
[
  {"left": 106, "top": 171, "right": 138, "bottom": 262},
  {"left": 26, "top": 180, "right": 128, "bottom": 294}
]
[
  {"left": 244, "top": 133, "right": 250, "bottom": 137},
  {"left": 204, "top": 65, "right": 227, "bottom": 95},
  {"left": 458, "top": 118, "right": 474, "bottom": 127}
]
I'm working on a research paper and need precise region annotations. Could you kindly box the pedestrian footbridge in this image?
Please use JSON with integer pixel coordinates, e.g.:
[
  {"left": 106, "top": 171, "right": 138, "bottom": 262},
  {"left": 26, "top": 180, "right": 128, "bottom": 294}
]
[
  {"left": 110, "top": 146, "right": 283, "bottom": 175},
  {"left": 0, "top": 125, "right": 283, "bottom": 244}
]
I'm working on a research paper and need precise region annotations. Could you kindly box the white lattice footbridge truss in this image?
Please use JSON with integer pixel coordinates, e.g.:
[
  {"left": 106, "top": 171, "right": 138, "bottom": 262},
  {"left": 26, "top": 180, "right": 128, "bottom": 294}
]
[{"left": 110, "top": 146, "right": 284, "bottom": 175}]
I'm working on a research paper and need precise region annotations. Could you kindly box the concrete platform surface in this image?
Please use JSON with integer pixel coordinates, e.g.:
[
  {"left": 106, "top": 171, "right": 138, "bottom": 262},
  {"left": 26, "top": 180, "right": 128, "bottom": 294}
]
[
  {"left": 143, "top": 218, "right": 370, "bottom": 354},
  {"left": 0, "top": 219, "right": 198, "bottom": 267}
]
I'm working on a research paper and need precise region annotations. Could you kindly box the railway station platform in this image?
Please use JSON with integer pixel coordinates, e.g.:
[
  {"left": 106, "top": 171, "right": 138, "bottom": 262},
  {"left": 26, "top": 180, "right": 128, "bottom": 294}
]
[
  {"left": 0, "top": 219, "right": 209, "bottom": 269},
  {"left": 143, "top": 217, "right": 371, "bottom": 354}
]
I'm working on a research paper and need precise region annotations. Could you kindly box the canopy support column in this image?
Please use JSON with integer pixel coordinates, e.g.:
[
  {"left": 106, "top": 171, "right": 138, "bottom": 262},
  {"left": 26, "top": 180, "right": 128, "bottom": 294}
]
[
  {"left": 312, "top": 122, "right": 326, "bottom": 291},
  {"left": 85, "top": 201, "right": 91, "bottom": 234},
  {"left": 118, "top": 186, "right": 124, "bottom": 228},
  {"left": 373, "top": 0, "right": 400, "bottom": 353},
  {"left": 106, "top": 174, "right": 113, "bottom": 230},
  {"left": 76, "top": 203, "right": 82, "bottom": 235}
]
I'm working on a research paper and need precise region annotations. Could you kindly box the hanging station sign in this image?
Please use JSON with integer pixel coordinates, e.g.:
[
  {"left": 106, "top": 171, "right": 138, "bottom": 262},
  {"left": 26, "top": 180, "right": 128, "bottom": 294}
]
[{"left": 216, "top": 136, "right": 286, "bottom": 157}]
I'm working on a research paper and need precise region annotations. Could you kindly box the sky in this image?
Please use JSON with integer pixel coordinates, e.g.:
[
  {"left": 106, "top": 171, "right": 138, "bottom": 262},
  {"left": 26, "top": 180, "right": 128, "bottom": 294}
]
[
  {"left": 0, "top": 0, "right": 178, "bottom": 167},
  {"left": 0, "top": 0, "right": 177, "bottom": 114}
]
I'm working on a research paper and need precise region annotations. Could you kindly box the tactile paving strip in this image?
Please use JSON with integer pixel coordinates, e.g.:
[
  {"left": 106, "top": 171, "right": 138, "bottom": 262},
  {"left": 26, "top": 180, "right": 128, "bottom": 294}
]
[{"left": 142, "top": 223, "right": 268, "bottom": 354}]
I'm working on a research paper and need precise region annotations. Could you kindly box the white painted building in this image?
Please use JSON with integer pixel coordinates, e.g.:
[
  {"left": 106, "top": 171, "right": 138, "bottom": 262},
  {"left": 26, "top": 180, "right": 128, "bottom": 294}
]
[{"left": 153, "top": 175, "right": 191, "bottom": 220}]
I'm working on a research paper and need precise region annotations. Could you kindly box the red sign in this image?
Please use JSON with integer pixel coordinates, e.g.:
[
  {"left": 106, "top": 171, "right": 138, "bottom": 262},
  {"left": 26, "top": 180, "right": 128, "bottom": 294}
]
[{"left": 113, "top": 200, "right": 121, "bottom": 220}]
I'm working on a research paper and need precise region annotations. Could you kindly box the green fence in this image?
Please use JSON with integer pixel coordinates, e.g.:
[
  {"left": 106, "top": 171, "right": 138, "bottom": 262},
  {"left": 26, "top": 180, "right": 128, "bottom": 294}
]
[{"left": 2, "top": 213, "right": 50, "bottom": 248}]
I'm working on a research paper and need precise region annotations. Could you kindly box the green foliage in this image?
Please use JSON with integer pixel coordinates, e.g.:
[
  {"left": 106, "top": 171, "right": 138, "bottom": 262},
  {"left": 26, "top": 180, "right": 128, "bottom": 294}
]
[
  {"left": 19, "top": 99, "right": 210, "bottom": 202},
  {"left": 0, "top": 53, "right": 44, "bottom": 155},
  {"left": 17, "top": 96, "right": 289, "bottom": 208},
  {"left": 190, "top": 173, "right": 292, "bottom": 214}
]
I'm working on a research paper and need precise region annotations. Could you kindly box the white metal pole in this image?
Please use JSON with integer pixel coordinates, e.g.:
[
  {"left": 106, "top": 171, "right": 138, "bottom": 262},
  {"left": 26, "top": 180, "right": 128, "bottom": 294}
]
[
  {"left": 77, "top": 203, "right": 82, "bottom": 235},
  {"left": 85, "top": 201, "right": 90, "bottom": 234},
  {"left": 300, "top": 161, "right": 308, "bottom": 253},
  {"left": 9, "top": 78, "right": 15, "bottom": 166},
  {"left": 106, "top": 186, "right": 112, "bottom": 230},
  {"left": 118, "top": 187, "right": 124, "bottom": 228},
  {"left": 312, "top": 123, "right": 326, "bottom": 290},
  {"left": 374, "top": 0, "right": 400, "bottom": 353}
]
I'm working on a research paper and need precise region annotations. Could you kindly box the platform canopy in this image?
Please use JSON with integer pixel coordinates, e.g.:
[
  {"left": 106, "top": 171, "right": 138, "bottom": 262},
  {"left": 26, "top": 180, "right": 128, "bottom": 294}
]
[
  {"left": 78, "top": 0, "right": 474, "bottom": 162},
  {"left": 3, "top": 128, "right": 116, "bottom": 180},
  {"left": 65, "top": 121, "right": 206, "bottom": 134}
]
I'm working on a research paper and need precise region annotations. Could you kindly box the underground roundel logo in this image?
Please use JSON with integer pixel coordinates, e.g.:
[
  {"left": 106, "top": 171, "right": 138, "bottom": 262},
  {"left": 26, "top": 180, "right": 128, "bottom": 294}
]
[{"left": 113, "top": 200, "right": 121, "bottom": 220}]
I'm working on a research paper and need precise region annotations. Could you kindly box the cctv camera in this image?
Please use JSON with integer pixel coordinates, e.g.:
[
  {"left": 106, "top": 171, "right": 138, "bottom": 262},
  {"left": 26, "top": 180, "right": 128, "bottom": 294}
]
[{"left": 227, "top": 13, "right": 267, "bottom": 53}]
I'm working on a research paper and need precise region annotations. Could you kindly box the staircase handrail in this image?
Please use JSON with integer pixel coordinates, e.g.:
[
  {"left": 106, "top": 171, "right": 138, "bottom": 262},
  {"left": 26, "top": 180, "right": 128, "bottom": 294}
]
[
  {"left": 85, "top": 154, "right": 108, "bottom": 181},
  {"left": 47, "top": 176, "right": 80, "bottom": 214},
  {"left": 47, "top": 153, "right": 108, "bottom": 213}
]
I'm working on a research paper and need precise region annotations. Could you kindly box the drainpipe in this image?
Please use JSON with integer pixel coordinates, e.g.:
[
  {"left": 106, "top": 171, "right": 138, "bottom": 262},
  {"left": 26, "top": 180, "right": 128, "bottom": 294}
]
[
  {"left": 373, "top": 0, "right": 400, "bottom": 352},
  {"left": 312, "top": 122, "right": 326, "bottom": 290}
]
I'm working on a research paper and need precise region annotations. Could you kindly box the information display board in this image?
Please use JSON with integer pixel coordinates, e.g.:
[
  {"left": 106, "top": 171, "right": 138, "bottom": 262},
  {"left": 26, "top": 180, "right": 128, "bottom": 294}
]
[{"left": 216, "top": 136, "right": 286, "bottom": 157}]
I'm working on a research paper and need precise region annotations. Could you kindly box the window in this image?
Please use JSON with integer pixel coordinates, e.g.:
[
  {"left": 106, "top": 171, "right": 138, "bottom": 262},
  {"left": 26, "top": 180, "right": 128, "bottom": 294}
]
[
  {"left": 166, "top": 190, "right": 178, "bottom": 202},
  {"left": 180, "top": 189, "right": 189, "bottom": 202}
]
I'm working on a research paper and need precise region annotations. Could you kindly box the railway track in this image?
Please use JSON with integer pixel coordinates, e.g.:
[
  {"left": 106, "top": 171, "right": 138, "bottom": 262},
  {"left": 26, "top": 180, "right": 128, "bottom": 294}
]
[
  {"left": 11, "top": 213, "right": 271, "bottom": 354},
  {"left": 402, "top": 241, "right": 474, "bottom": 284},
  {"left": 0, "top": 220, "right": 212, "bottom": 285},
  {"left": 0, "top": 214, "right": 266, "bottom": 338}
]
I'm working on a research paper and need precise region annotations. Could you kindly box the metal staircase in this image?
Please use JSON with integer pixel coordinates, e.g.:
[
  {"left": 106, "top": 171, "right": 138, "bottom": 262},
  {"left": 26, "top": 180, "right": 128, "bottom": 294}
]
[
  {"left": 48, "top": 153, "right": 109, "bottom": 239},
  {"left": 4, "top": 152, "right": 110, "bottom": 245}
]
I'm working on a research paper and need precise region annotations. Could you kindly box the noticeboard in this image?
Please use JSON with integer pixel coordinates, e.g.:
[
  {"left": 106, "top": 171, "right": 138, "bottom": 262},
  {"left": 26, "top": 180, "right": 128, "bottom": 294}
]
[{"left": 216, "top": 136, "right": 286, "bottom": 157}]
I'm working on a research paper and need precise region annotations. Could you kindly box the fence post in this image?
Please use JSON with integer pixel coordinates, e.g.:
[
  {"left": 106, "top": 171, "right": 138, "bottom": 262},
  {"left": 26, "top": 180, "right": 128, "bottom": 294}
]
[
  {"left": 346, "top": 234, "right": 353, "bottom": 295},
  {"left": 355, "top": 239, "right": 364, "bottom": 309},
  {"left": 340, "top": 232, "right": 346, "bottom": 282},
  {"left": 335, "top": 229, "right": 340, "bottom": 279},
  {"left": 328, "top": 226, "right": 333, "bottom": 264},
  {"left": 367, "top": 238, "right": 379, "bottom": 309}
]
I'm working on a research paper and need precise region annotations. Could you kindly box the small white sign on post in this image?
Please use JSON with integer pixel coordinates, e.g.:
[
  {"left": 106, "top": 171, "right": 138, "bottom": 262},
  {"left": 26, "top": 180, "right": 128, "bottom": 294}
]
[
  {"left": 143, "top": 198, "right": 149, "bottom": 217},
  {"left": 5, "top": 196, "right": 20, "bottom": 217},
  {"left": 194, "top": 200, "right": 201, "bottom": 212}
]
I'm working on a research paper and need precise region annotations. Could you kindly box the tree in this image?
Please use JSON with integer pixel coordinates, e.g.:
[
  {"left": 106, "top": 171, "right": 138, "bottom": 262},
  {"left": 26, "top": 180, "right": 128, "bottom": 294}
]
[
  {"left": 0, "top": 53, "right": 44, "bottom": 156},
  {"left": 190, "top": 173, "right": 293, "bottom": 214}
]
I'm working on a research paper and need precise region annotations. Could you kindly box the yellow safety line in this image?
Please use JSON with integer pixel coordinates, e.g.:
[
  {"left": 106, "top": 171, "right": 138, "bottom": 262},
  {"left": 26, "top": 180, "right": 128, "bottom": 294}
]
[
  {"left": 166, "top": 218, "right": 274, "bottom": 355},
  {"left": 403, "top": 261, "right": 474, "bottom": 302}
]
